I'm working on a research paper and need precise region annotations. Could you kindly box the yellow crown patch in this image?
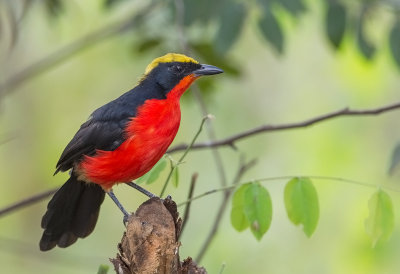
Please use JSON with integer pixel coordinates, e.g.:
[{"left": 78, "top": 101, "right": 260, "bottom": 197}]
[{"left": 144, "top": 53, "right": 199, "bottom": 75}]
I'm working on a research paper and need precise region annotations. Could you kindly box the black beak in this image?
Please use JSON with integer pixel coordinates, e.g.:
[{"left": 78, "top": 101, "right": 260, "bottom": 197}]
[{"left": 193, "top": 64, "right": 224, "bottom": 76}]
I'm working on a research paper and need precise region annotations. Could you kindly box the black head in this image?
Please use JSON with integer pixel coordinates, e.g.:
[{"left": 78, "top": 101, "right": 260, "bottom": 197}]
[{"left": 141, "top": 53, "right": 223, "bottom": 93}]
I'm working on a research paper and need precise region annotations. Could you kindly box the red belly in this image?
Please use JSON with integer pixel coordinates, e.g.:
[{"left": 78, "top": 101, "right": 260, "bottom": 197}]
[{"left": 80, "top": 97, "right": 181, "bottom": 190}]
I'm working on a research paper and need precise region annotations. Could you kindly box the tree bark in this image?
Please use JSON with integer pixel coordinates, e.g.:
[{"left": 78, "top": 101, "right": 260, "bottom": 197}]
[{"left": 110, "top": 197, "right": 206, "bottom": 274}]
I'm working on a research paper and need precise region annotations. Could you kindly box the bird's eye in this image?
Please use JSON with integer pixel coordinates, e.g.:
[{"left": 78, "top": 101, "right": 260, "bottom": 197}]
[{"left": 173, "top": 65, "right": 183, "bottom": 73}]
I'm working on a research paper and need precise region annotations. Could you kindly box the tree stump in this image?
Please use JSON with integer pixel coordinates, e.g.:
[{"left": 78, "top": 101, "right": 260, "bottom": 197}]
[{"left": 110, "top": 197, "right": 206, "bottom": 274}]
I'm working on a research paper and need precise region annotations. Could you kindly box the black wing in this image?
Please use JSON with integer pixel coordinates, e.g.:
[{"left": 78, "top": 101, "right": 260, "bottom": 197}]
[
  {"left": 55, "top": 91, "right": 141, "bottom": 173},
  {"left": 54, "top": 78, "right": 167, "bottom": 174},
  {"left": 55, "top": 117, "right": 128, "bottom": 174}
]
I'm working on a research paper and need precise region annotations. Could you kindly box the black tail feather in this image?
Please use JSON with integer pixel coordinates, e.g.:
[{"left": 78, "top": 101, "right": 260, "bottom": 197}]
[{"left": 40, "top": 175, "right": 105, "bottom": 251}]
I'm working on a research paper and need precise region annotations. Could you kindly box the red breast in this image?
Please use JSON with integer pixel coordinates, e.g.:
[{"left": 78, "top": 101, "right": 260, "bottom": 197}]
[{"left": 79, "top": 75, "right": 198, "bottom": 190}]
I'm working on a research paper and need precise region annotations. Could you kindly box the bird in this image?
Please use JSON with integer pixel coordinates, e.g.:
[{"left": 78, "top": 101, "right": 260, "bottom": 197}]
[{"left": 39, "top": 53, "right": 223, "bottom": 251}]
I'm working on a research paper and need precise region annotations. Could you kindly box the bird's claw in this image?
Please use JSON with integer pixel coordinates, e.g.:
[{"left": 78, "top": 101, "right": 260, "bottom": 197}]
[
  {"left": 123, "top": 214, "right": 131, "bottom": 226},
  {"left": 160, "top": 195, "right": 172, "bottom": 203}
]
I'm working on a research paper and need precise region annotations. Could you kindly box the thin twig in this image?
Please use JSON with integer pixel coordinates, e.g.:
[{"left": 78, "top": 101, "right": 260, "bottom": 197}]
[
  {"left": 0, "top": 188, "right": 58, "bottom": 217},
  {"left": 0, "top": 132, "right": 17, "bottom": 145},
  {"left": 173, "top": 1, "right": 232, "bottom": 263},
  {"left": 191, "top": 86, "right": 228, "bottom": 187},
  {"left": 179, "top": 173, "right": 198, "bottom": 240},
  {"left": 177, "top": 186, "right": 236, "bottom": 207},
  {"left": 2, "top": 171, "right": 399, "bottom": 219},
  {"left": 172, "top": 0, "right": 228, "bottom": 189},
  {"left": 168, "top": 101, "right": 400, "bottom": 153},
  {"left": 159, "top": 115, "right": 210, "bottom": 197},
  {"left": 257, "top": 175, "right": 400, "bottom": 193},
  {"left": 218, "top": 263, "right": 226, "bottom": 274},
  {"left": 0, "top": 1, "right": 158, "bottom": 98},
  {"left": 178, "top": 175, "right": 400, "bottom": 208},
  {"left": 196, "top": 158, "right": 258, "bottom": 262},
  {"left": 2, "top": 101, "right": 400, "bottom": 217}
]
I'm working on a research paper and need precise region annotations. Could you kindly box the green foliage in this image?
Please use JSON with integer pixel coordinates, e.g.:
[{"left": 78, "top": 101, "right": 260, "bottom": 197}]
[
  {"left": 244, "top": 182, "right": 273, "bottom": 240},
  {"left": 231, "top": 182, "right": 272, "bottom": 240},
  {"left": 284, "top": 177, "right": 319, "bottom": 237},
  {"left": 389, "top": 20, "right": 400, "bottom": 69},
  {"left": 231, "top": 184, "right": 251, "bottom": 231},
  {"left": 365, "top": 189, "right": 394, "bottom": 247},
  {"left": 214, "top": 2, "right": 247, "bottom": 55},
  {"left": 16, "top": 0, "right": 400, "bottom": 71},
  {"left": 183, "top": 0, "right": 225, "bottom": 26},
  {"left": 136, "top": 157, "right": 167, "bottom": 184},
  {"left": 325, "top": 1, "right": 346, "bottom": 49},
  {"left": 356, "top": 8, "right": 376, "bottom": 60},
  {"left": 190, "top": 43, "right": 241, "bottom": 76},
  {"left": 97, "top": 264, "right": 109, "bottom": 274},
  {"left": 258, "top": 6, "right": 284, "bottom": 54},
  {"left": 189, "top": 42, "right": 241, "bottom": 95}
]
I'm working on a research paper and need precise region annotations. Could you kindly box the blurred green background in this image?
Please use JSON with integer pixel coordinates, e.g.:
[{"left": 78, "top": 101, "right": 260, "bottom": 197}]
[{"left": 1, "top": 0, "right": 400, "bottom": 273}]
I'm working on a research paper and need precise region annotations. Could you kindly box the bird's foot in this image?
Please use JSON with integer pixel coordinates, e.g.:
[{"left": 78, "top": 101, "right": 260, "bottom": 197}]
[
  {"left": 163, "top": 195, "right": 172, "bottom": 201},
  {"left": 123, "top": 213, "right": 131, "bottom": 226},
  {"left": 126, "top": 181, "right": 157, "bottom": 198}
]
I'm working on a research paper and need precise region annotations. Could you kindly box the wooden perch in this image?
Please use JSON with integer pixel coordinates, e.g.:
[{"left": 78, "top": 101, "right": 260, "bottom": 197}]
[{"left": 111, "top": 197, "right": 206, "bottom": 274}]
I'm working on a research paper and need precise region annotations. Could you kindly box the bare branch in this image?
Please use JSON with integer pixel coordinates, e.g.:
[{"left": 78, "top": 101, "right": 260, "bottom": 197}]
[
  {"left": 177, "top": 174, "right": 400, "bottom": 208},
  {"left": 2, "top": 101, "right": 399, "bottom": 218},
  {"left": 0, "top": 188, "right": 58, "bottom": 217},
  {"left": 179, "top": 172, "right": 198, "bottom": 240},
  {"left": 168, "top": 101, "right": 400, "bottom": 154},
  {"left": 196, "top": 157, "right": 258, "bottom": 262},
  {"left": 191, "top": 86, "right": 229, "bottom": 188},
  {"left": 0, "top": 132, "right": 17, "bottom": 145}
]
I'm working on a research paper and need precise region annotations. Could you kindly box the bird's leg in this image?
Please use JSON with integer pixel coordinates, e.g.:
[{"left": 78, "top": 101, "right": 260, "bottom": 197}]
[
  {"left": 126, "top": 181, "right": 157, "bottom": 198},
  {"left": 107, "top": 190, "right": 130, "bottom": 224}
]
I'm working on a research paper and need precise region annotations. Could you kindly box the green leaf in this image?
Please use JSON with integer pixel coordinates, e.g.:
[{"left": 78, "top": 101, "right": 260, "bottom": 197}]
[
  {"left": 356, "top": 8, "right": 376, "bottom": 59},
  {"left": 231, "top": 183, "right": 251, "bottom": 231},
  {"left": 97, "top": 264, "right": 109, "bottom": 274},
  {"left": 145, "top": 158, "right": 167, "bottom": 184},
  {"left": 389, "top": 20, "right": 400, "bottom": 69},
  {"left": 243, "top": 182, "right": 273, "bottom": 240},
  {"left": 136, "top": 158, "right": 167, "bottom": 184},
  {"left": 183, "top": 0, "right": 224, "bottom": 26},
  {"left": 172, "top": 166, "right": 179, "bottom": 188},
  {"left": 388, "top": 143, "right": 400, "bottom": 176},
  {"left": 214, "top": 2, "right": 247, "bottom": 55},
  {"left": 258, "top": 8, "right": 284, "bottom": 54},
  {"left": 284, "top": 177, "right": 319, "bottom": 237},
  {"left": 365, "top": 189, "right": 394, "bottom": 247},
  {"left": 325, "top": 1, "right": 346, "bottom": 49}
]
